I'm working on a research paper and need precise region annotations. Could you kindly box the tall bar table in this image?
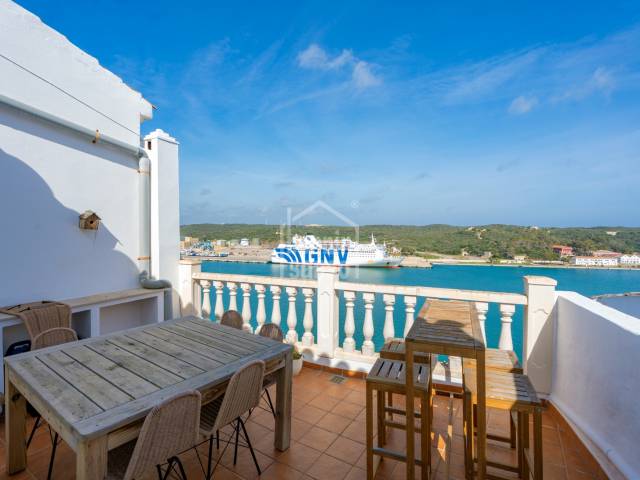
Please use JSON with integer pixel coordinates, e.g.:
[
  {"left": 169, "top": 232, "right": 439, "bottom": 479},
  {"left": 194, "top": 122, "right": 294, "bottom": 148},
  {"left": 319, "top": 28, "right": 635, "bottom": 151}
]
[{"left": 405, "top": 299, "right": 487, "bottom": 479}]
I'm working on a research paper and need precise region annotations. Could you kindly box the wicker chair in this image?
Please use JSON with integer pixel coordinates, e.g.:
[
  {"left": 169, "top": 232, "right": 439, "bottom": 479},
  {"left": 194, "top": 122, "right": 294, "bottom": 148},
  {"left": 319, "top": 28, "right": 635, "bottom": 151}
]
[
  {"left": 0, "top": 302, "right": 78, "bottom": 480},
  {"left": 199, "top": 360, "right": 266, "bottom": 480},
  {"left": 257, "top": 323, "right": 283, "bottom": 417},
  {"left": 220, "top": 310, "right": 243, "bottom": 330},
  {"left": 107, "top": 390, "right": 201, "bottom": 480}
]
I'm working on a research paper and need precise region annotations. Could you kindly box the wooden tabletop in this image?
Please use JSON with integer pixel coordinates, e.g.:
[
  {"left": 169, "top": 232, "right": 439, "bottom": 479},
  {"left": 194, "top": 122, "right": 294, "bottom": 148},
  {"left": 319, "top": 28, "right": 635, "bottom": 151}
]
[
  {"left": 4, "top": 317, "right": 291, "bottom": 448},
  {"left": 405, "top": 299, "right": 485, "bottom": 356}
]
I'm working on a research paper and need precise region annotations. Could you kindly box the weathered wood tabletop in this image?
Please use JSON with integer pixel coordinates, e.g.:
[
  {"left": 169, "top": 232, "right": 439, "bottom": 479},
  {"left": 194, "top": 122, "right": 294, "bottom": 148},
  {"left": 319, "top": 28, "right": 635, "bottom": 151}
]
[
  {"left": 404, "top": 299, "right": 487, "bottom": 480},
  {"left": 4, "top": 316, "right": 293, "bottom": 479}
]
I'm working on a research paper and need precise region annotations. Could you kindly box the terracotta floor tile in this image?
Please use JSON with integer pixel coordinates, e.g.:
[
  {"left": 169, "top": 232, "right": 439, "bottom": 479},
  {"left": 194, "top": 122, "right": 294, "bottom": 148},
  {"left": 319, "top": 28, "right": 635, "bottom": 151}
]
[
  {"left": 259, "top": 461, "right": 305, "bottom": 480},
  {"left": 274, "top": 442, "right": 323, "bottom": 473},
  {"left": 332, "top": 400, "right": 365, "bottom": 420},
  {"left": 306, "top": 453, "right": 352, "bottom": 480},
  {"left": 345, "top": 466, "right": 367, "bottom": 480},
  {"left": 308, "top": 394, "right": 340, "bottom": 412},
  {"left": 299, "top": 426, "right": 339, "bottom": 451},
  {"left": 294, "top": 404, "right": 328, "bottom": 425},
  {"left": 315, "top": 412, "right": 350, "bottom": 435},
  {"left": 325, "top": 436, "right": 366, "bottom": 464}
]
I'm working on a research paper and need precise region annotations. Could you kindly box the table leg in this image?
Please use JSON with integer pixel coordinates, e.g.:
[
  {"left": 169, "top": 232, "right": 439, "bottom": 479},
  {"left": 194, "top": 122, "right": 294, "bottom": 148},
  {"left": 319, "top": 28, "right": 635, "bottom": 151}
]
[
  {"left": 405, "top": 342, "right": 415, "bottom": 480},
  {"left": 275, "top": 348, "right": 292, "bottom": 451},
  {"left": 475, "top": 353, "right": 487, "bottom": 480},
  {"left": 5, "top": 375, "right": 27, "bottom": 474},
  {"left": 76, "top": 436, "right": 107, "bottom": 480}
]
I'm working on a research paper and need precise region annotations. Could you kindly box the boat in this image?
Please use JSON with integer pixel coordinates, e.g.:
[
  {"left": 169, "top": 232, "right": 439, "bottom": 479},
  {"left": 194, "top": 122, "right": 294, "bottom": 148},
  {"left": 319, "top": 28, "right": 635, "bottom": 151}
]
[{"left": 271, "top": 234, "right": 403, "bottom": 267}]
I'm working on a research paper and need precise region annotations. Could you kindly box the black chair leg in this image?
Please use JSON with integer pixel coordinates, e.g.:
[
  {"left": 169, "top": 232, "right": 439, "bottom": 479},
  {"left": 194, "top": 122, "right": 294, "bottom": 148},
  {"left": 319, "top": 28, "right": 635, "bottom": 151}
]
[
  {"left": 239, "top": 417, "right": 261, "bottom": 475},
  {"left": 265, "top": 389, "right": 276, "bottom": 419},
  {"left": 46, "top": 432, "right": 59, "bottom": 480},
  {"left": 206, "top": 434, "right": 214, "bottom": 480},
  {"left": 216, "top": 429, "right": 220, "bottom": 450},
  {"left": 27, "top": 415, "right": 41, "bottom": 448},
  {"left": 233, "top": 420, "right": 240, "bottom": 465}
]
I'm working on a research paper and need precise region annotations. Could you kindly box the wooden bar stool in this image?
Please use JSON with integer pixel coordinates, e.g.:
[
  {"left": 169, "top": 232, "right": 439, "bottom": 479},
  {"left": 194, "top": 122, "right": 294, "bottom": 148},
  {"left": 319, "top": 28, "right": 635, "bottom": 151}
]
[
  {"left": 366, "top": 358, "right": 432, "bottom": 480},
  {"left": 462, "top": 365, "right": 543, "bottom": 480}
]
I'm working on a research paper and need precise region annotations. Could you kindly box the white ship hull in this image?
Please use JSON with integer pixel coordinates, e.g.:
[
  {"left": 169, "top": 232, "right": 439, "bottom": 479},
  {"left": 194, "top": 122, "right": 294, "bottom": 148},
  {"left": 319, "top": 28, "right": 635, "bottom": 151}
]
[{"left": 271, "top": 235, "right": 403, "bottom": 268}]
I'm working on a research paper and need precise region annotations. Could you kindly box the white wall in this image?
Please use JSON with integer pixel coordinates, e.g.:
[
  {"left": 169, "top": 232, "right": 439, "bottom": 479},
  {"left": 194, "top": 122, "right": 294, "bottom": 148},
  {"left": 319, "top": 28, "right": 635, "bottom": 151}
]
[
  {"left": 596, "top": 295, "right": 640, "bottom": 320},
  {"left": 552, "top": 292, "right": 640, "bottom": 479},
  {"left": 0, "top": 1, "right": 180, "bottom": 308}
]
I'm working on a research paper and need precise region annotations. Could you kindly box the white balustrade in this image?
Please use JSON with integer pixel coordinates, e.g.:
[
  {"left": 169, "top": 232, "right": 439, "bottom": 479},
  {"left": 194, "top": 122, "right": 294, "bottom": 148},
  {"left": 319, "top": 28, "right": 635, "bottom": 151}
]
[
  {"left": 302, "top": 288, "right": 315, "bottom": 346},
  {"left": 200, "top": 280, "right": 211, "bottom": 319},
  {"left": 498, "top": 304, "right": 515, "bottom": 351},
  {"left": 475, "top": 302, "right": 488, "bottom": 344},
  {"left": 285, "top": 287, "right": 298, "bottom": 343},
  {"left": 383, "top": 294, "right": 396, "bottom": 341},
  {"left": 403, "top": 296, "right": 417, "bottom": 336},
  {"left": 343, "top": 291, "right": 356, "bottom": 353},
  {"left": 213, "top": 281, "right": 224, "bottom": 321},
  {"left": 270, "top": 286, "right": 282, "bottom": 326},
  {"left": 255, "top": 284, "right": 266, "bottom": 333},
  {"left": 240, "top": 283, "right": 252, "bottom": 332},
  {"left": 362, "top": 293, "right": 375, "bottom": 356},
  {"left": 227, "top": 282, "right": 238, "bottom": 311}
]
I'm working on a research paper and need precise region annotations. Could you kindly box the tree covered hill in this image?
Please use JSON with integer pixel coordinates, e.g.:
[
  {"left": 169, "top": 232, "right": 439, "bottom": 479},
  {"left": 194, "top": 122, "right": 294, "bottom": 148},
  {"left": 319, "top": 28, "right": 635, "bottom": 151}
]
[{"left": 180, "top": 224, "right": 640, "bottom": 260}]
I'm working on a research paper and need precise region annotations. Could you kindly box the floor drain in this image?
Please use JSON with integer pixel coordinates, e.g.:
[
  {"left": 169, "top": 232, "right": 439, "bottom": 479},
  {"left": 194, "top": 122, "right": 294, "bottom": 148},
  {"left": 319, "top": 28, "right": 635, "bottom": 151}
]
[{"left": 329, "top": 375, "right": 346, "bottom": 384}]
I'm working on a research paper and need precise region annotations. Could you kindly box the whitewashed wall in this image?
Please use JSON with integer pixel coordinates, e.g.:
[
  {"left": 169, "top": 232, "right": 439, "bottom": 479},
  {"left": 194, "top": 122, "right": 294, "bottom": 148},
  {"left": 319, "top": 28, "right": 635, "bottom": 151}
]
[
  {"left": 552, "top": 292, "right": 640, "bottom": 479},
  {"left": 0, "top": 1, "right": 179, "bottom": 307}
]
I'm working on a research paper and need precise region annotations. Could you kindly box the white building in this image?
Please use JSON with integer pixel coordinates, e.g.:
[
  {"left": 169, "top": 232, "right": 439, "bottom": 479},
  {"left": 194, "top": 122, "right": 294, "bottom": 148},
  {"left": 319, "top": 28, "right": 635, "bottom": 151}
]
[
  {"left": 620, "top": 254, "right": 640, "bottom": 266},
  {"left": 240, "top": 238, "right": 250, "bottom": 247},
  {"left": 0, "top": 0, "right": 180, "bottom": 340},
  {"left": 571, "top": 256, "right": 619, "bottom": 267}
]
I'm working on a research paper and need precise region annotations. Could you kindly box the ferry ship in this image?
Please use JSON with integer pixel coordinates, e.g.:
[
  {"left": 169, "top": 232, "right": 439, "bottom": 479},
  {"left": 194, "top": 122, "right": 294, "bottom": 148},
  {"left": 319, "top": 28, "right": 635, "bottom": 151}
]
[{"left": 271, "top": 234, "right": 403, "bottom": 267}]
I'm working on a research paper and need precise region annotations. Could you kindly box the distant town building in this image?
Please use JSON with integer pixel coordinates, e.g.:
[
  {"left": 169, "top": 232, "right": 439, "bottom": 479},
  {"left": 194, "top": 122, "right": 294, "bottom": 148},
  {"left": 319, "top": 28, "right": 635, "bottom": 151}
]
[
  {"left": 251, "top": 238, "right": 261, "bottom": 246},
  {"left": 552, "top": 245, "right": 574, "bottom": 257},
  {"left": 240, "top": 238, "right": 250, "bottom": 247},
  {"left": 182, "top": 236, "right": 199, "bottom": 248},
  {"left": 620, "top": 254, "right": 640, "bottom": 266},
  {"left": 513, "top": 255, "right": 527, "bottom": 263},
  {"left": 228, "top": 239, "right": 239, "bottom": 246},
  {"left": 605, "top": 231, "right": 618, "bottom": 236},
  {"left": 482, "top": 251, "right": 493, "bottom": 259},
  {"left": 591, "top": 250, "right": 622, "bottom": 258},
  {"left": 571, "top": 256, "right": 619, "bottom": 267},
  {"left": 216, "top": 239, "right": 227, "bottom": 247}
]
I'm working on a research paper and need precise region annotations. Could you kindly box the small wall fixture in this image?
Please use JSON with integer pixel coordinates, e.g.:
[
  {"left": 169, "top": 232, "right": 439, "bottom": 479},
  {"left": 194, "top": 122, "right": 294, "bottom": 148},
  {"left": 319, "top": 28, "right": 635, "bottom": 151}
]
[{"left": 79, "top": 210, "right": 101, "bottom": 230}]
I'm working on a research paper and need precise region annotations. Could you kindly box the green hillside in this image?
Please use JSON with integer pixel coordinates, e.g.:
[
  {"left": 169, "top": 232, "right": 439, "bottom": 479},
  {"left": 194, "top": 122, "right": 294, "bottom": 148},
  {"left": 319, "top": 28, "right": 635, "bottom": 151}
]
[{"left": 180, "top": 224, "right": 640, "bottom": 260}]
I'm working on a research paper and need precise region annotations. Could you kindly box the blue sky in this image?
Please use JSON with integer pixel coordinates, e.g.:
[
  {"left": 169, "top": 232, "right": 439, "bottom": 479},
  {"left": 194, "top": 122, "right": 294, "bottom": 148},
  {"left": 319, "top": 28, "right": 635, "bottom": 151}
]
[{"left": 20, "top": 1, "right": 640, "bottom": 226}]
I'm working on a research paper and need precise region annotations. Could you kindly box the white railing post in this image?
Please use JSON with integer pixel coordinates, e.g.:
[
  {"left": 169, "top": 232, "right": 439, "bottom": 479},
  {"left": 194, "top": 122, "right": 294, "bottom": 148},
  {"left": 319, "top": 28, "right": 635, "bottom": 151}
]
[
  {"left": 213, "top": 281, "right": 224, "bottom": 321},
  {"left": 302, "top": 288, "right": 315, "bottom": 346},
  {"left": 270, "top": 286, "right": 282, "bottom": 327},
  {"left": 523, "top": 276, "right": 557, "bottom": 395},
  {"left": 383, "top": 294, "right": 396, "bottom": 341},
  {"left": 178, "top": 258, "right": 201, "bottom": 316},
  {"left": 343, "top": 291, "right": 356, "bottom": 353},
  {"left": 227, "top": 282, "right": 238, "bottom": 312},
  {"left": 362, "top": 293, "right": 376, "bottom": 356},
  {"left": 240, "top": 283, "right": 253, "bottom": 332},
  {"left": 316, "top": 266, "right": 340, "bottom": 357},
  {"left": 403, "top": 296, "right": 416, "bottom": 336},
  {"left": 475, "top": 302, "right": 488, "bottom": 344},
  {"left": 255, "top": 284, "right": 266, "bottom": 333},
  {"left": 285, "top": 287, "right": 298, "bottom": 343},
  {"left": 200, "top": 280, "right": 212, "bottom": 319},
  {"left": 498, "top": 304, "right": 515, "bottom": 350}
]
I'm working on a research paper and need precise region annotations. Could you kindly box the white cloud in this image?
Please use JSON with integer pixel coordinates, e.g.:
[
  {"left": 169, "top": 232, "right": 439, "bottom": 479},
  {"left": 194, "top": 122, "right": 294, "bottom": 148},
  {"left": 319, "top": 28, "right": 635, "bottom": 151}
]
[
  {"left": 297, "top": 43, "right": 380, "bottom": 89},
  {"left": 352, "top": 61, "right": 381, "bottom": 88},
  {"left": 508, "top": 95, "right": 538, "bottom": 115}
]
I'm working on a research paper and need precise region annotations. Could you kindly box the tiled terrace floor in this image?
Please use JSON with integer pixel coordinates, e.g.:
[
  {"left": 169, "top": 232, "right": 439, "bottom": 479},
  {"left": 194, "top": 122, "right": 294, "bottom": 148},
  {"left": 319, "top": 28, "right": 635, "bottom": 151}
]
[{"left": 0, "top": 366, "right": 606, "bottom": 480}]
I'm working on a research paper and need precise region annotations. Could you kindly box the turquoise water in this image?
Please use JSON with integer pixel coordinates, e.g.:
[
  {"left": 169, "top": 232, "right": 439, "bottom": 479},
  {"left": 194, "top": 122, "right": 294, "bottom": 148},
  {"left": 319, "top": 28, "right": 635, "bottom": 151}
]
[{"left": 201, "top": 262, "right": 640, "bottom": 358}]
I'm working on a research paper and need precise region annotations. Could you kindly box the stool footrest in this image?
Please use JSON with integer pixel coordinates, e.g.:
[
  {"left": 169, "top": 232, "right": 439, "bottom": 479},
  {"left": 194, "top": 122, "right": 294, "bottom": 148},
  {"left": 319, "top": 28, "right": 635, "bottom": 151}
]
[{"left": 372, "top": 447, "right": 425, "bottom": 467}]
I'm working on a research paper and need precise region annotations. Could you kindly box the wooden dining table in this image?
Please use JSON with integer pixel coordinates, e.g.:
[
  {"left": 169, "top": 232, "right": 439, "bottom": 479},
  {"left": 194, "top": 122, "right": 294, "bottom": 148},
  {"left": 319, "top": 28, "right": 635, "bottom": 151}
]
[
  {"left": 4, "top": 316, "right": 293, "bottom": 479},
  {"left": 404, "top": 299, "right": 487, "bottom": 479}
]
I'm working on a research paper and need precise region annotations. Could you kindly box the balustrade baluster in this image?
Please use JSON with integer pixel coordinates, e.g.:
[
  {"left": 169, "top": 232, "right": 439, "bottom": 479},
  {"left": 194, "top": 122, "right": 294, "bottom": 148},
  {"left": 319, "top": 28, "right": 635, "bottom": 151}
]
[
  {"left": 255, "top": 284, "right": 266, "bottom": 333},
  {"left": 383, "top": 294, "right": 396, "bottom": 341},
  {"left": 227, "top": 282, "right": 238, "bottom": 312},
  {"left": 200, "top": 280, "right": 211, "bottom": 319},
  {"left": 343, "top": 291, "right": 356, "bottom": 352},
  {"left": 270, "top": 286, "right": 282, "bottom": 326},
  {"left": 498, "top": 304, "right": 515, "bottom": 350},
  {"left": 240, "top": 283, "right": 252, "bottom": 332},
  {"left": 213, "top": 281, "right": 224, "bottom": 321},
  {"left": 403, "top": 296, "right": 417, "bottom": 336},
  {"left": 362, "top": 293, "right": 375, "bottom": 356},
  {"left": 285, "top": 287, "right": 298, "bottom": 343},
  {"left": 302, "top": 288, "right": 314, "bottom": 346},
  {"left": 475, "top": 302, "right": 489, "bottom": 344}
]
